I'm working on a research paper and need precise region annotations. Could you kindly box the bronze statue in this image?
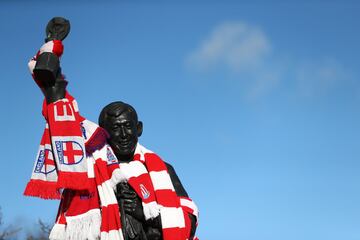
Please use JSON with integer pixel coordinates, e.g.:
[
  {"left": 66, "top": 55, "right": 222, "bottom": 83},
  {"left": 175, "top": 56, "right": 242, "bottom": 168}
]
[
  {"left": 99, "top": 102, "right": 197, "bottom": 239},
  {"left": 26, "top": 17, "right": 198, "bottom": 240}
]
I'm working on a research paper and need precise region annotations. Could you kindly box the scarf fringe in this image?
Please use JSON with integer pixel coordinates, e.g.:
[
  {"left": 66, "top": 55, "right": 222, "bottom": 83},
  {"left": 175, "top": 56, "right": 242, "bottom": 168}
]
[
  {"left": 65, "top": 209, "right": 101, "bottom": 240},
  {"left": 23, "top": 179, "right": 60, "bottom": 199},
  {"left": 49, "top": 223, "right": 66, "bottom": 240},
  {"left": 142, "top": 201, "right": 160, "bottom": 220},
  {"left": 57, "top": 172, "right": 90, "bottom": 190},
  {"left": 100, "top": 229, "right": 124, "bottom": 240}
]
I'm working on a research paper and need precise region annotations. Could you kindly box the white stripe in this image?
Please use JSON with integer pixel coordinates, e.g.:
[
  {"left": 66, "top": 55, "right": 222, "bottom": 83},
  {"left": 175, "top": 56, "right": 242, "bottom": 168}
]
[
  {"left": 97, "top": 179, "right": 118, "bottom": 207},
  {"left": 109, "top": 168, "right": 127, "bottom": 189},
  {"left": 149, "top": 170, "right": 175, "bottom": 191},
  {"left": 160, "top": 207, "right": 185, "bottom": 229},
  {"left": 87, "top": 156, "right": 95, "bottom": 178},
  {"left": 101, "top": 229, "right": 124, "bottom": 240},
  {"left": 92, "top": 145, "right": 107, "bottom": 161},
  {"left": 72, "top": 99, "right": 79, "bottom": 112},
  {"left": 120, "top": 161, "right": 148, "bottom": 179},
  {"left": 180, "top": 198, "right": 199, "bottom": 218},
  {"left": 44, "top": 144, "right": 52, "bottom": 150},
  {"left": 40, "top": 41, "right": 54, "bottom": 54},
  {"left": 28, "top": 59, "right": 36, "bottom": 74}
]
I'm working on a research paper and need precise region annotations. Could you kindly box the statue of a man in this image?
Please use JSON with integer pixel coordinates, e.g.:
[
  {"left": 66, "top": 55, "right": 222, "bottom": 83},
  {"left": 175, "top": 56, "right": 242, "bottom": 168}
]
[
  {"left": 24, "top": 17, "right": 198, "bottom": 240},
  {"left": 99, "top": 101, "right": 198, "bottom": 240}
]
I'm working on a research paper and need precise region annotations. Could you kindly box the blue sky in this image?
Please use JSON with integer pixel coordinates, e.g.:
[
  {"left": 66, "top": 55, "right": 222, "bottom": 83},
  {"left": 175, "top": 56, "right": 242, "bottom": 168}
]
[{"left": 0, "top": 1, "right": 359, "bottom": 239}]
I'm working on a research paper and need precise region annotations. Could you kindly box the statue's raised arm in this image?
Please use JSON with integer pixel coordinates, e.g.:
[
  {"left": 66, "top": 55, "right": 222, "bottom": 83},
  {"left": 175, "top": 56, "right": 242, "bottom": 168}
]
[{"left": 28, "top": 17, "right": 70, "bottom": 103}]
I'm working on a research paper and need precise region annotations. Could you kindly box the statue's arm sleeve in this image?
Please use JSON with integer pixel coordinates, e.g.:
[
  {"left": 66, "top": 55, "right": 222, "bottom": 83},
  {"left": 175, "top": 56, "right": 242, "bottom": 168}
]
[{"left": 165, "top": 162, "right": 188, "bottom": 197}]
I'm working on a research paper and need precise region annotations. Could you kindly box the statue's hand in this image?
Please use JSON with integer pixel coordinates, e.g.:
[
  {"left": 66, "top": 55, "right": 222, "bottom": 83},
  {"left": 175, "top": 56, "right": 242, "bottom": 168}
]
[
  {"left": 123, "top": 195, "right": 145, "bottom": 222},
  {"left": 28, "top": 17, "right": 70, "bottom": 102},
  {"left": 45, "top": 17, "right": 70, "bottom": 43},
  {"left": 117, "top": 183, "right": 145, "bottom": 222}
]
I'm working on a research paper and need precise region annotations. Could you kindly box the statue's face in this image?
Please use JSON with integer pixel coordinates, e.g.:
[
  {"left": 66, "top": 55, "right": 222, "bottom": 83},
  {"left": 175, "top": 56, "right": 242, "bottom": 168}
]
[{"left": 104, "top": 109, "right": 142, "bottom": 159}]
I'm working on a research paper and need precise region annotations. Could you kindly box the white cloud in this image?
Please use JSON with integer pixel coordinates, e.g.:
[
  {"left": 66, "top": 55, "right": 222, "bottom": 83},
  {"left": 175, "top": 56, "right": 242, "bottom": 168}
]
[
  {"left": 186, "top": 21, "right": 353, "bottom": 100},
  {"left": 187, "top": 22, "right": 271, "bottom": 73}
]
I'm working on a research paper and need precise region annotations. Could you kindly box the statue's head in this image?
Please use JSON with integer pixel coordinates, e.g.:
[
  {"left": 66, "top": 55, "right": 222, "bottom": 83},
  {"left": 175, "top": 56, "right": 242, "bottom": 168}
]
[{"left": 99, "top": 101, "right": 143, "bottom": 160}]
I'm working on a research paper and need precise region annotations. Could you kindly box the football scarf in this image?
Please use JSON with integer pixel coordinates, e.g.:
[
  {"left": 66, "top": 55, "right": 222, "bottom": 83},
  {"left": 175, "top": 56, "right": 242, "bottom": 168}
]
[
  {"left": 24, "top": 93, "right": 91, "bottom": 198},
  {"left": 24, "top": 92, "right": 123, "bottom": 240},
  {"left": 49, "top": 142, "right": 124, "bottom": 240},
  {"left": 108, "top": 144, "right": 199, "bottom": 240}
]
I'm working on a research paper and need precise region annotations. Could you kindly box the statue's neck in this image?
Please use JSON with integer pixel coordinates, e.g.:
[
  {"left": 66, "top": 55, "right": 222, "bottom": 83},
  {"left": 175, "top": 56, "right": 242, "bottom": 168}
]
[{"left": 116, "top": 153, "right": 135, "bottom": 163}]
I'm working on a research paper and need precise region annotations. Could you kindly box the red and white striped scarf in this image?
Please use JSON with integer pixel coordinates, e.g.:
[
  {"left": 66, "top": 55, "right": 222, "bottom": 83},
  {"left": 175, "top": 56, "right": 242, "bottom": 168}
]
[
  {"left": 48, "top": 141, "right": 125, "bottom": 240},
  {"left": 108, "top": 144, "right": 199, "bottom": 240},
  {"left": 24, "top": 92, "right": 124, "bottom": 240}
]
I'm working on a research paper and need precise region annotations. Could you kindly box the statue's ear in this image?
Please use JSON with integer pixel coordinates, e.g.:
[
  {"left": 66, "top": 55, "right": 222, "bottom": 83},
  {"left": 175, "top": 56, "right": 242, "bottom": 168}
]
[{"left": 137, "top": 121, "right": 143, "bottom": 137}]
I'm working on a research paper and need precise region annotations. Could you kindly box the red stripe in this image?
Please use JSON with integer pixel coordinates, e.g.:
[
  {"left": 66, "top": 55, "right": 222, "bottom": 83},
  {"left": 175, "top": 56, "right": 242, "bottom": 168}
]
[
  {"left": 46, "top": 100, "right": 81, "bottom": 136},
  {"left": 133, "top": 154, "right": 141, "bottom": 161},
  {"left": 44, "top": 159, "right": 55, "bottom": 166},
  {"left": 162, "top": 227, "right": 183, "bottom": 240},
  {"left": 100, "top": 204, "right": 109, "bottom": 232},
  {"left": 107, "top": 163, "right": 119, "bottom": 177},
  {"left": 94, "top": 159, "right": 108, "bottom": 184},
  {"left": 181, "top": 206, "right": 194, "bottom": 216},
  {"left": 52, "top": 40, "right": 64, "bottom": 57},
  {"left": 144, "top": 153, "right": 167, "bottom": 171},
  {"left": 182, "top": 211, "right": 191, "bottom": 239},
  {"left": 100, "top": 204, "right": 121, "bottom": 232},
  {"left": 155, "top": 189, "right": 179, "bottom": 207},
  {"left": 128, "top": 173, "right": 157, "bottom": 203}
]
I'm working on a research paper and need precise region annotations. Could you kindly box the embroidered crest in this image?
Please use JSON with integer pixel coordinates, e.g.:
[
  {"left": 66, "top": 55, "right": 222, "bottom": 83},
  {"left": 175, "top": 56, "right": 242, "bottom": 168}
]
[
  {"left": 140, "top": 184, "right": 150, "bottom": 199},
  {"left": 55, "top": 140, "right": 84, "bottom": 165},
  {"left": 107, "top": 147, "right": 117, "bottom": 164},
  {"left": 34, "top": 149, "right": 56, "bottom": 174}
]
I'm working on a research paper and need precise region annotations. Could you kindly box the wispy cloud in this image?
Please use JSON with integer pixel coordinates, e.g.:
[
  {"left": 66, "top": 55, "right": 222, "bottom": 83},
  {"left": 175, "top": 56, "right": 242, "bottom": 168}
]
[
  {"left": 186, "top": 21, "right": 352, "bottom": 100},
  {"left": 295, "top": 58, "right": 349, "bottom": 97},
  {"left": 187, "top": 22, "right": 271, "bottom": 73}
]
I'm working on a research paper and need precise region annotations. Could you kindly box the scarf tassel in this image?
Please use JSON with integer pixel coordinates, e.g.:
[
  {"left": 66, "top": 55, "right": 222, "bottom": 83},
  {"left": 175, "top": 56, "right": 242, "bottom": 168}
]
[
  {"left": 49, "top": 223, "right": 66, "bottom": 240},
  {"left": 50, "top": 209, "right": 102, "bottom": 240},
  {"left": 142, "top": 201, "right": 160, "bottom": 220},
  {"left": 24, "top": 179, "right": 60, "bottom": 199},
  {"left": 57, "top": 172, "right": 90, "bottom": 190}
]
